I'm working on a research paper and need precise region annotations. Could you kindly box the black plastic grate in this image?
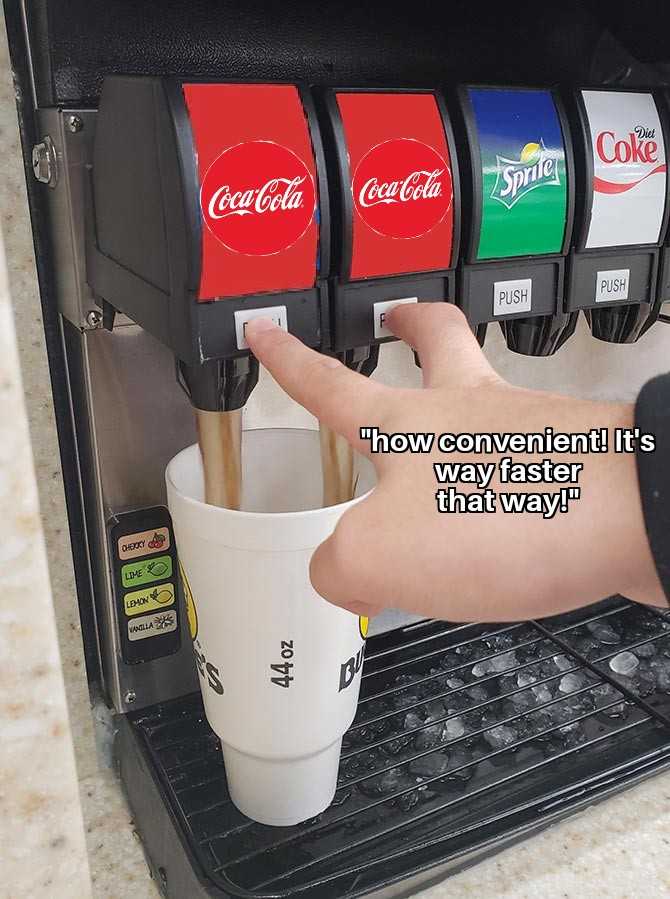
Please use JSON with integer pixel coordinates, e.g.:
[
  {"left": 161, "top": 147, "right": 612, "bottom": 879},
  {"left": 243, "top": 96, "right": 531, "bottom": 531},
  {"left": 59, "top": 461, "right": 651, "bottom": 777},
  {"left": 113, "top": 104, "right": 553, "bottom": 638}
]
[{"left": 129, "top": 596, "right": 670, "bottom": 898}]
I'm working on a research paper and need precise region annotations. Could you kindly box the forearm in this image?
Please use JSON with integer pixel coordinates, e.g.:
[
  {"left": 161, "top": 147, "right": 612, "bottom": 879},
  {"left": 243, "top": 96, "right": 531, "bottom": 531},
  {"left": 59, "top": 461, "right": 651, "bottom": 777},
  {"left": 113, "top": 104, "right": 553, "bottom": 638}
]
[
  {"left": 539, "top": 396, "right": 664, "bottom": 612},
  {"left": 635, "top": 374, "right": 670, "bottom": 605}
]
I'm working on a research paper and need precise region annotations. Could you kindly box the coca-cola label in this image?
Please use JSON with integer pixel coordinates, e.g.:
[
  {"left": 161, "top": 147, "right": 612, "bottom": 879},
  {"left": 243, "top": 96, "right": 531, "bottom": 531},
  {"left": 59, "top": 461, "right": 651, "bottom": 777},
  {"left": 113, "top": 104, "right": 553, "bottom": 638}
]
[
  {"left": 335, "top": 92, "right": 455, "bottom": 280},
  {"left": 200, "top": 141, "right": 316, "bottom": 256},
  {"left": 183, "top": 83, "right": 319, "bottom": 299},
  {"left": 582, "top": 90, "right": 667, "bottom": 248},
  {"left": 352, "top": 139, "right": 452, "bottom": 239}
]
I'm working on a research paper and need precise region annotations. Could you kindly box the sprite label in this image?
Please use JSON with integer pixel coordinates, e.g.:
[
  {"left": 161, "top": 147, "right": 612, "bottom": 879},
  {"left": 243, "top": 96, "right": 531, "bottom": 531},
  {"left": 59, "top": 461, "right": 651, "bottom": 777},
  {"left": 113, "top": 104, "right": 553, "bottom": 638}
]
[{"left": 468, "top": 88, "right": 568, "bottom": 260}]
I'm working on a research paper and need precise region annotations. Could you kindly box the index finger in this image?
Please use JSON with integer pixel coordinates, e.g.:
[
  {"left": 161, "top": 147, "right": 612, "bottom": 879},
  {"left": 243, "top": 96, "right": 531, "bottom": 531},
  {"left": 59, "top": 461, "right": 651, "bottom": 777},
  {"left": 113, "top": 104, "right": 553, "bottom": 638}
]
[{"left": 244, "top": 319, "right": 388, "bottom": 447}]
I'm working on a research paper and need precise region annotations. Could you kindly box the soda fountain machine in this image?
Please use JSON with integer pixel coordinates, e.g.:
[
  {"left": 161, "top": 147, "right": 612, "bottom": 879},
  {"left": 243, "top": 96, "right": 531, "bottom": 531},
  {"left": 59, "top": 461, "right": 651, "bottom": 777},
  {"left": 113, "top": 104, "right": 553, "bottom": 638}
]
[{"left": 7, "top": 0, "right": 670, "bottom": 896}]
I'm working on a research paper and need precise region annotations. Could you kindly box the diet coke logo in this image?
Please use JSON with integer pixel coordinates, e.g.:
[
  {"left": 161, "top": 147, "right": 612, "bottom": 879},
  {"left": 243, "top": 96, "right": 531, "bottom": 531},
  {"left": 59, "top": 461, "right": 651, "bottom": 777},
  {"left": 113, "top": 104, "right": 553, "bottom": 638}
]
[
  {"left": 594, "top": 125, "right": 666, "bottom": 194},
  {"left": 352, "top": 138, "right": 452, "bottom": 239},
  {"left": 200, "top": 140, "right": 316, "bottom": 256}
]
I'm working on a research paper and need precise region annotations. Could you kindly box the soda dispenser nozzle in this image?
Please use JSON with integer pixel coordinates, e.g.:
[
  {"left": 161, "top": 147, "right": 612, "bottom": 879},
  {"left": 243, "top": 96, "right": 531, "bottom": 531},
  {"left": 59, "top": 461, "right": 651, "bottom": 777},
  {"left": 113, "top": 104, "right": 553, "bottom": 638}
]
[
  {"left": 500, "top": 312, "right": 578, "bottom": 357},
  {"left": 586, "top": 305, "right": 658, "bottom": 345},
  {"left": 177, "top": 356, "right": 259, "bottom": 412},
  {"left": 335, "top": 345, "right": 380, "bottom": 378},
  {"left": 177, "top": 357, "right": 258, "bottom": 510}
]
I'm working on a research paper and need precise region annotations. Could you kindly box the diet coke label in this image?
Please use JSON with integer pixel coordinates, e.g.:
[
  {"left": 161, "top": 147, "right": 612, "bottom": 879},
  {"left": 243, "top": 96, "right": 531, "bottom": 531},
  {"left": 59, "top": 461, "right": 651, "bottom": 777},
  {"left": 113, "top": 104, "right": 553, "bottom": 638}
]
[
  {"left": 595, "top": 127, "right": 660, "bottom": 168},
  {"left": 582, "top": 91, "right": 667, "bottom": 248},
  {"left": 352, "top": 139, "right": 452, "bottom": 240},
  {"left": 200, "top": 141, "right": 316, "bottom": 256}
]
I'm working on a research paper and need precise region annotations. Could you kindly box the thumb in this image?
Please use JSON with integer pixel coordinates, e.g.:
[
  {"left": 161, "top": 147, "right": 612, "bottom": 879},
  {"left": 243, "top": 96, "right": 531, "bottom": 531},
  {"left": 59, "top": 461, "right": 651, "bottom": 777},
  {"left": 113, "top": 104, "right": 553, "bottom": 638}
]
[
  {"left": 385, "top": 302, "right": 500, "bottom": 389},
  {"left": 310, "top": 531, "right": 385, "bottom": 619},
  {"left": 310, "top": 492, "right": 387, "bottom": 618}
]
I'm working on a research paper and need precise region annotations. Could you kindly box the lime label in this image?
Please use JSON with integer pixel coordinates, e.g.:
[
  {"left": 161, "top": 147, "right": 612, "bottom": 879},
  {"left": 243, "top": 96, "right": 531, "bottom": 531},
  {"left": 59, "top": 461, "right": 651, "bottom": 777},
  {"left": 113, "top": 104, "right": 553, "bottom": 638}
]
[
  {"left": 121, "top": 554, "right": 172, "bottom": 588},
  {"left": 469, "top": 88, "right": 568, "bottom": 260}
]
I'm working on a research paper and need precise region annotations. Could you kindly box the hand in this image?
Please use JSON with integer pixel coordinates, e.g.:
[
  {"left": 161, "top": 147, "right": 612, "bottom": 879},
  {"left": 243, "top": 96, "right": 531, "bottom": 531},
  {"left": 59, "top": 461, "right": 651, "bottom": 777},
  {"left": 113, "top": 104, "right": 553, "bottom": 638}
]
[{"left": 245, "top": 304, "right": 665, "bottom": 622}]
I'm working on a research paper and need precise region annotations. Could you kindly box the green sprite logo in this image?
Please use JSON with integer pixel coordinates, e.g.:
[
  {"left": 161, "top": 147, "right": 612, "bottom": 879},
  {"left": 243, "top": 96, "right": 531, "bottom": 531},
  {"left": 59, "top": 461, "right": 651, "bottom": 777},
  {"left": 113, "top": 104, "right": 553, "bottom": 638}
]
[{"left": 490, "top": 140, "right": 560, "bottom": 210}]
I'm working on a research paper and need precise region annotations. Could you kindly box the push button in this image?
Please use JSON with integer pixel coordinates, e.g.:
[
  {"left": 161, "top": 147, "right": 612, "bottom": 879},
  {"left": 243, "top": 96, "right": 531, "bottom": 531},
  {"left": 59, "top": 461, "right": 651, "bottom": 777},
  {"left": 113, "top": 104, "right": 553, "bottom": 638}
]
[
  {"left": 595, "top": 268, "right": 630, "bottom": 303},
  {"left": 493, "top": 278, "right": 532, "bottom": 316},
  {"left": 373, "top": 297, "right": 418, "bottom": 339},
  {"left": 234, "top": 306, "right": 288, "bottom": 350}
]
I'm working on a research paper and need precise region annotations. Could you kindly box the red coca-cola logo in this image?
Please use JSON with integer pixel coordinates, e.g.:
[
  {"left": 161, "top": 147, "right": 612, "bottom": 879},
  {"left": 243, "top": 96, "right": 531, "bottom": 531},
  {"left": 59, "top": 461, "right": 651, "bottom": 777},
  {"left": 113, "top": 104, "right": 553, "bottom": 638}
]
[
  {"left": 351, "top": 138, "right": 452, "bottom": 239},
  {"left": 594, "top": 125, "right": 666, "bottom": 194},
  {"left": 200, "top": 140, "right": 316, "bottom": 256}
]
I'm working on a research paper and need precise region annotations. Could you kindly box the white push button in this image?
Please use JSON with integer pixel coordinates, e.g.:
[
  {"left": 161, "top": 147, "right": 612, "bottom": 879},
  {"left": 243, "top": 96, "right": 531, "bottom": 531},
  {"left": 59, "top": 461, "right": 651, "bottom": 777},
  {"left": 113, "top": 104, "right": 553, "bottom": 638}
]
[
  {"left": 493, "top": 278, "right": 532, "bottom": 316},
  {"left": 234, "top": 306, "right": 288, "bottom": 350},
  {"left": 595, "top": 269, "right": 630, "bottom": 303},
  {"left": 373, "top": 297, "right": 418, "bottom": 339}
]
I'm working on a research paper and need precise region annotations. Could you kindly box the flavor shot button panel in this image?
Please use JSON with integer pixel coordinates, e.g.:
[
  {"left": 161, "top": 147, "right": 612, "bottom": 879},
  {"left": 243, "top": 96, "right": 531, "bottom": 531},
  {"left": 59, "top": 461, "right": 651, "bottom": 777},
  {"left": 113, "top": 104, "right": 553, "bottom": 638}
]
[{"left": 108, "top": 506, "right": 181, "bottom": 665}]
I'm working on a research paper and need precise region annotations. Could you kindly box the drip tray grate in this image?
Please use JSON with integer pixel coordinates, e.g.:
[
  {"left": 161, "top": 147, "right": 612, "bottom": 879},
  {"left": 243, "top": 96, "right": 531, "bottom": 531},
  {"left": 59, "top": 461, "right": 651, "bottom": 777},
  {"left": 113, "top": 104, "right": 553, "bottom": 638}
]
[{"left": 122, "top": 596, "right": 670, "bottom": 898}]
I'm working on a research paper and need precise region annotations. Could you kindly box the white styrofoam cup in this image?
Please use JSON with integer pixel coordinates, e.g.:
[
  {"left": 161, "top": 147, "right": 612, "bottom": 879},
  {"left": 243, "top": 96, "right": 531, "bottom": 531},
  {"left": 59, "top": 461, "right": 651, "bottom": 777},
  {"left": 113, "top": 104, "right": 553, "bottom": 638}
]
[{"left": 166, "top": 428, "right": 375, "bottom": 826}]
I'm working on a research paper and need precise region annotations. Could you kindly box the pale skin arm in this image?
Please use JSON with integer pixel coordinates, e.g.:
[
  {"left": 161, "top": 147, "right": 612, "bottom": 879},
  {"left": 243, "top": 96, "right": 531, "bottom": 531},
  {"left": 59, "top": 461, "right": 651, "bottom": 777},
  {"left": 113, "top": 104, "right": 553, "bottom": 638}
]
[{"left": 245, "top": 303, "right": 666, "bottom": 622}]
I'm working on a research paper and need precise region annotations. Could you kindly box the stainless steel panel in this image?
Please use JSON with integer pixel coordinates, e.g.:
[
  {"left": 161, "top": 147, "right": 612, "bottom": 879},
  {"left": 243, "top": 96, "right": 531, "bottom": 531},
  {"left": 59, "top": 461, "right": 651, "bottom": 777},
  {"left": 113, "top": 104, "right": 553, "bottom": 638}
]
[
  {"left": 35, "top": 108, "right": 97, "bottom": 329},
  {"left": 86, "top": 326, "right": 196, "bottom": 510},
  {"left": 68, "top": 322, "right": 199, "bottom": 712}
]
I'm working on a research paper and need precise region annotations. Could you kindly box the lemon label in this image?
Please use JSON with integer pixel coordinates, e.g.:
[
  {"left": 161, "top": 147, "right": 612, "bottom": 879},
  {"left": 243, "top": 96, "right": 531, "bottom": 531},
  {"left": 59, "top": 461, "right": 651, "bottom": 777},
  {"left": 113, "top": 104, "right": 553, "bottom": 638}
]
[
  {"left": 123, "top": 583, "right": 175, "bottom": 617},
  {"left": 179, "top": 560, "right": 198, "bottom": 640}
]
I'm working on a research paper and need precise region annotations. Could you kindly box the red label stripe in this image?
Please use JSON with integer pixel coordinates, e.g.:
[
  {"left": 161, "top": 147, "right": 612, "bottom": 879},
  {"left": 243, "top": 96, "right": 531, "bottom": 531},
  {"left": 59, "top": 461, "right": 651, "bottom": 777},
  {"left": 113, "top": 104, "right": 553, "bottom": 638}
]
[{"left": 593, "top": 163, "right": 667, "bottom": 194}]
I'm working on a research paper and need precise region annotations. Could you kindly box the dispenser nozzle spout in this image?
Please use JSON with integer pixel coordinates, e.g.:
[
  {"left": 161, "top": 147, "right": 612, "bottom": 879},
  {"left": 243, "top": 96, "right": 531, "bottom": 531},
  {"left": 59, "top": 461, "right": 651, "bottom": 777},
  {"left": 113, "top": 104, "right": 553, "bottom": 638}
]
[
  {"left": 177, "top": 356, "right": 259, "bottom": 412},
  {"left": 335, "top": 345, "right": 380, "bottom": 378}
]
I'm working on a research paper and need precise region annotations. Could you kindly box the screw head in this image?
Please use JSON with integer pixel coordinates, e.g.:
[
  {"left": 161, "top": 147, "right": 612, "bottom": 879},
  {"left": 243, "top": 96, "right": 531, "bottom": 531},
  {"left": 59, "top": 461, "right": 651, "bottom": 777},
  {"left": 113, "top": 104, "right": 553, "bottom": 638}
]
[
  {"left": 86, "top": 309, "right": 103, "bottom": 329},
  {"left": 124, "top": 691, "right": 137, "bottom": 705},
  {"left": 67, "top": 114, "right": 84, "bottom": 133}
]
